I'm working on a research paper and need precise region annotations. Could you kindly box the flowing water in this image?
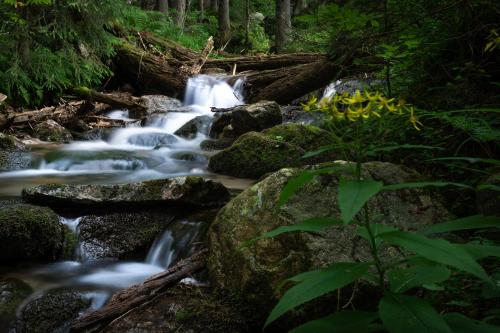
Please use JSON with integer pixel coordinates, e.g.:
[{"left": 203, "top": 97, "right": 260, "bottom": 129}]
[{"left": 0, "top": 75, "right": 251, "bottom": 320}]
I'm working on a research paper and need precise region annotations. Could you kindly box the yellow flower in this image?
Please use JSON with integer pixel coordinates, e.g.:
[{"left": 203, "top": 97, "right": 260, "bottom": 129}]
[
  {"left": 345, "top": 90, "right": 365, "bottom": 105},
  {"left": 408, "top": 107, "right": 423, "bottom": 131}
]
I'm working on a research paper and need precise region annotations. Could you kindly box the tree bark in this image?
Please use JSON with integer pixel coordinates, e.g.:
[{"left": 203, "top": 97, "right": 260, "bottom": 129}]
[
  {"left": 293, "top": 0, "right": 306, "bottom": 16},
  {"left": 211, "top": 0, "right": 218, "bottom": 13},
  {"left": 174, "top": 0, "right": 186, "bottom": 28},
  {"left": 71, "top": 249, "right": 208, "bottom": 332},
  {"left": 198, "top": 0, "right": 205, "bottom": 22},
  {"left": 275, "top": 0, "right": 292, "bottom": 53},
  {"left": 217, "top": 0, "right": 231, "bottom": 49},
  {"left": 156, "top": 0, "right": 169, "bottom": 12}
]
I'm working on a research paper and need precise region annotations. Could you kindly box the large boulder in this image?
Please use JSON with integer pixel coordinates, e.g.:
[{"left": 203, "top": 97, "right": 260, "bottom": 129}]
[
  {"left": 102, "top": 284, "right": 249, "bottom": 333},
  {"left": 17, "top": 291, "right": 90, "bottom": 333},
  {"left": 23, "top": 177, "right": 230, "bottom": 209},
  {"left": 0, "top": 278, "right": 33, "bottom": 332},
  {"left": 0, "top": 133, "right": 31, "bottom": 171},
  {"left": 0, "top": 203, "right": 64, "bottom": 263},
  {"left": 131, "top": 95, "right": 183, "bottom": 118},
  {"left": 78, "top": 212, "right": 175, "bottom": 261},
  {"left": 33, "top": 119, "right": 73, "bottom": 143},
  {"left": 174, "top": 115, "right": 212, "bottom": 139},
  {"left": 207, "top": 162, "right": 451, "bottom": 325},
  {"left": 210, "top": 101, "right": 282, "bottom": 139},
  {"left": 208, "top": 124, "right": 334, "bottom": 178}
]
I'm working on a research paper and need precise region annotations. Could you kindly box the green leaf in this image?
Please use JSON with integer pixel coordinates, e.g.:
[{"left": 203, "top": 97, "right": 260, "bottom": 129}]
[
  {"left": 378, "top": 231, "right": 490, "bottom": 282},
  {"left": 383, "top": 182, "right": 473, "bottom": 191},
  {"left": 244, "top": 218, "right": 342, "bottom": 246},
  {"left": 357, "top": 223, "right": 397, "bottom": 247},
  {"left": 379, "top": 293, "right": 452, "bottom": 333},
  {"left": 290, "top": 311, "right": 379, "bottom": 333},
  {"left": 443, "top": 313, "right": 500, "bottom": 333},
  {"left": 461, "top": 243, "right": 500, "bottom": 259},
  {"left": 422, "top": 216, "right": 500, "bottom": 235},
  {"left": 388, "top": 264, "right": 451, "bottom": 293},
  {"left": 368, "top": 144, "right": 443, "bottom": 154},
  {"left": 338, "top": 179, "right": 383, "bottom": 224},
  {"left": 301, "top": 145, "right": 338, "bottom": 159},
  {"left": 265, "top": 262, "right": 370, "bottom": 327}
]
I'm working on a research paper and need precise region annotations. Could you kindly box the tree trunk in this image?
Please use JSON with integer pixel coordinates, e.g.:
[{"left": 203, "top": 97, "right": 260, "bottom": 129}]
[
  {"left": 198, "top": 0, "right": 205, "bottom": 22},
  {"left": 217, "top": 0, "right": 230, "bottom": 49},
  {"left": 211, "top": 0, "right": 218, "bottom": 13},
  {"left": 244, "top": 0, "right": 250, "bottom": 49},
  {"left": 293, "top": 0, "right": 306, "bottom": 16},
  {"left": 174, "top": 0, "right": 186, "bottom": 28},
  {"left": 275, "top": 0, "right": 292, "bottom": 53},
  {"left": 156, "top": 0, "right": 169, "bottom": 12}
]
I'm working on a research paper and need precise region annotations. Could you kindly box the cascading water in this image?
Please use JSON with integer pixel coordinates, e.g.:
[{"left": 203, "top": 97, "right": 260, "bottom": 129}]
[{"left": 0, "top": 75, "right": 245, "bottom": 196}]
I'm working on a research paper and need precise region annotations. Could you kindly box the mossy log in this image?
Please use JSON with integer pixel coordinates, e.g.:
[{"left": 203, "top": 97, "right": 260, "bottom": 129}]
[{"left": 71, "top": 249, "right": 208, "bottom": 332}]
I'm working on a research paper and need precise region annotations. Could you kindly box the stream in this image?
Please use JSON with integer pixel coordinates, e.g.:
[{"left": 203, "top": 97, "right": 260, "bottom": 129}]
[{"left": 0, "top": 75, "right": 252, "bottom": 324}]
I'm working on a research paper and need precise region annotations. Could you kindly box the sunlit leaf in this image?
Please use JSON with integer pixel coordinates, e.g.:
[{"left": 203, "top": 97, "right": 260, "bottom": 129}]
[
  {"left": 265, "top": 262, "right": 370, "bottom": 327},
  {"left": 378, "top": 231, "right": 490, "bottom": 282},
  {"left": 338, "top": 179, "right": 383, "bottom": 223},
  {"left": 379, "top": 293, "right": 452, "bottom": 333},
  {"left": 290, "top": 311, "right": 380, "bottom": 333}
]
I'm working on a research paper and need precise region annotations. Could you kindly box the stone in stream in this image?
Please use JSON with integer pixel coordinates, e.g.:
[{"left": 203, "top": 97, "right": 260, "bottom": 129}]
[
  {"left": 22, "top": 176, "right": 231, "bottom": 209},
  {"left": 33, "top": 119, "right": 73, "bottom": 143},
  {"left": 102, "top": 284, "right": 249, "bottom": 333},
  {"left": 130, "top": 95, "right": 183, "bottom": 118},
  {"left": 208, "top": 123, "right": 335, "bottom": 178},
  {"left": 17, "top": 291, "right": 91, "bottom": 333},
  {"left": 127, "top": 132, "right": 178, "bottom": 147},
  {"left": 0, "top": 278, "right": 33, "bottom": 332},
  {"left": 0, "top": 133, "right": 31, "bottom": 171},
  {"left": 78, "top": 212, "right": 175, "bottom": 261},
  {"left": 209, "top": 101, "right": 282, "bottom": 139},
  {"left": 174, "top": 115, "right": 212, "bottom": 139},
  {"left": 207, "top": 162, "right": 451, "bottom": 328},
  {"left": 0, "top": 203, "right": 64, "bottom": 264}
]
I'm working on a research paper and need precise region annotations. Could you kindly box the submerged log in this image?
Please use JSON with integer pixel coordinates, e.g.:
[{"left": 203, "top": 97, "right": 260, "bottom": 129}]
[{"left": 71, "top": 249, "right": 208, "bottom": 332}]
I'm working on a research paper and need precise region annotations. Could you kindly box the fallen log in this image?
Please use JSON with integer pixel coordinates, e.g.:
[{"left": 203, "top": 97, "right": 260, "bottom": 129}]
[
  {"left": 73, "top": 87, "right": 147, "bottom": 116},
  {"left": 71, "top": 249, "right": 208, "bottom": 332},
  {"left": 5, "top": 101, "right": 87, "bottom": 127}
]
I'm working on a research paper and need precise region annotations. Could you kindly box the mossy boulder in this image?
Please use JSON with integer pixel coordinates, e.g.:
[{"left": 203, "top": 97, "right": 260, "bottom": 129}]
[
  {"left": 210, "top": 101, "right": 282, "bottom": 139},
  {"left": 17, "top": 291, "right": 90, "bottom": 333},
  {"left": 78, "top": 212, "right": 174, "bottom": 260},
  {"left": 0, "top": 133, "right": 31, "bottom": 171},
  {"left": 0, "top": 204, "right": 64, "bottom": 263},
  {"left": 207, "top": 162, "right": 451, "bottom": 326},
  {"left": 102, "top": 284, "right": 249, "bottom": 333},
  {"left": 208, "top": 124, "right": 335, "bottom": 178},
  {"left": 0, "top": 278, "right": 33, "bottom": 332},
  {"left": 200, "top": 138, "right": 235, "bottom": 151},
  {"left": 208, "top": 132, "right": 305, "bottom": 178},
  {"left": 23, "top": 176, "right": 231, "bottom": 209},
  {"left": 33, "top": 119, "right": 73, "bottom": 143}
]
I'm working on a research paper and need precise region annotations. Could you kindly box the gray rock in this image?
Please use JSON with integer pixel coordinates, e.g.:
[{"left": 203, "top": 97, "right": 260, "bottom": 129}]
[
  {"left": 23, "top": 177, "right": 231, "bottom": 209},
  {"left": 78, "top": 212, "right": 175, "bottom": 261},
  {"left": 174, "top": 115, "right": 213, "bottom": 139},
  {"left": 210, "top": 101, "right": 282, "bottom": 139},
  {"left": 0, "top": 203, "right": 64, "bottom": 264},
  {"left": 17, "top": 291, "right": 90, "bottom": 333},
  {"left": 130, "top": 95, "right": 183, "bottom": 118},
  {"left": 33, "top": 119, "right": 73, "bottom": 143},
  {"left": 127, "top": 132, "right": 178, "bottom": 147},
  {"left": 208, "top": 162, "right": 451, "bottom": 325},
  {"left": 0, "top": 133, "right": 31, "bottom": 171}
]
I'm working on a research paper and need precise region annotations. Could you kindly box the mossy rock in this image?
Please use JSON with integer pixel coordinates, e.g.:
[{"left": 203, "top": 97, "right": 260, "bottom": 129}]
[
  {"left": 200, "top": 138, "right": 235, "bottom": 151},
  {"left": 33, "top": 119, "right": 73, "bottom": 143},
  {"left": 262, "top": 123, "right": 333, "bottom": 151},
  {"left": 17, "top": 291, "right": 90, "bottom": 333},
  {"left": 0, "top": 278, "right": 33, "bottom": 332},
  {"left": 174, "top": 115, "right": 212, "bottom": 139},
  {"left": 0, "top": 133, "right": 30, "bottom": 171},
  {"left": 102, "top": 284, "right": 249, "bottom": 333},
  {"left": 207, "top": 162, "right": 452, "bottom": 327},
  {"left": 0, "top": 204, "right": 64, "bottom": 264},
  {"left": 208, "top": 132, "right": 305, "bottom": 178}
]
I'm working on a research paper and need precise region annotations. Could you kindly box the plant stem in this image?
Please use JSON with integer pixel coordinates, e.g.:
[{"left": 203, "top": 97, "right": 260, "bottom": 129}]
[{"left": 363, "top": 206, "right": 385, "bottom": 289}]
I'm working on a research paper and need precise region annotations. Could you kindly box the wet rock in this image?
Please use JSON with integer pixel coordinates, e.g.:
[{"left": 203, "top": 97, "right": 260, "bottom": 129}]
[
  {"left": 131, "top": 95, "right": 183, "bottom": 118},
  {"left": 208, "top": 124, "right": 335, "bottom": 178},
  {"left": 171, "top": 151, "right": 208, "bottom": 163},
  {"left": 208, "top": 132, "right": 304, "bottom": 178},
  {"left": 174, "top": 115, "right": 212, "bottom": 139},
  {"left": 23, "top": 177, "right": 231, "bottom": 209},
  {"left": 477, "top": 169, "right": 500, "bottom": 216},
  {"left": 0, "top": 278, "right": 33, "bottom": 332},
  {"left": 76, "top": 128, "right": 114, "bottom": 141},
  {"left": 0, "top": 203, "right": 64, "bottom": 264},
  {"left": 127, "top": 132, "right": 178, "bottom": 147},
  {"left": 33, "top": 119, "right": 73, "bottom": 143},
  {"left": 102, "top": 285, "right": 249, "bottom": 333},
  {"left": 78, "top": 212, "right": 174, "bottom": 260},
  {"left": 200, "top": 138, "right": 235, "bottom": 151},
  {"left": 208, "top": 162, "right": 451, "bottom": 325},
  {"left": 17, "top": 291, "right": 90, "bottom": 333},
  {"left": 210, "top": 101, "right": 282, "bottom": 139},
  {"left": 281, "top": 105, "right": 325, "bottom": 126},
  {"left": 0, "top": 133, "right": 31, "bottom": 171}
]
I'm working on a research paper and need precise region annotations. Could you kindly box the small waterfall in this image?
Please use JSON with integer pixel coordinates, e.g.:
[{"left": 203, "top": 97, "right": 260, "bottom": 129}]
[
  {"left": 145, "top": 230, "right": 174, "bottom": 268},
  {"left": 184, "top": 74, "right": 244, "bottom": 108}
]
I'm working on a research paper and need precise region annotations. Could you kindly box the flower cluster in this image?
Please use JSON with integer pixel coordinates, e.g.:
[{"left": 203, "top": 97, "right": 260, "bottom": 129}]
[{"left": 302, "top": 90, "right": 423, "bottom": 130}]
